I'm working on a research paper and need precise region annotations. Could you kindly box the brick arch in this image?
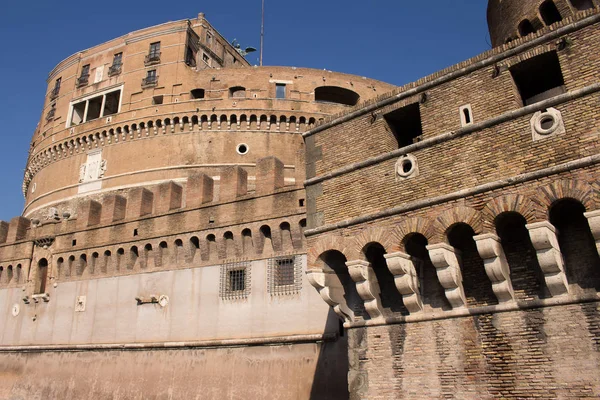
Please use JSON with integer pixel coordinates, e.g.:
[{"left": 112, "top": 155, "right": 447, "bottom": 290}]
[
  {"left": 307, "top": 234, "right": 350, "bottom": 270},
  {"left": 390, "top": 217, "right": 437, "bottom": 252},
  {"left": 435, "top": 206, "right": 483, "bottom": 241},
  {"left": 482, "top": 194, "right": 539, "bottom": 231},
  {"left": 534, "top": 179, "right": 597, "bottom": 216},
  {"left": 348, "top": 226, "right": 394, "bottom": 260}
]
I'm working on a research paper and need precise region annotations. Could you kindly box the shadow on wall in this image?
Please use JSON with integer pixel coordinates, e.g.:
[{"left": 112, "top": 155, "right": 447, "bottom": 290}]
[{"left": 309, "top": 308, "right": 349, "bottom": 400}]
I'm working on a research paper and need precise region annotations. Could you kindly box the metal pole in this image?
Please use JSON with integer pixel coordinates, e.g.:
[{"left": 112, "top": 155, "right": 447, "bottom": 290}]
[{"left": 260, "top": 0, "right": 265, "bottom": 66}]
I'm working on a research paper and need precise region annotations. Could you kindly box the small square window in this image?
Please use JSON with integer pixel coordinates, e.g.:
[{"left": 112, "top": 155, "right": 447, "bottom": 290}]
[
  {"left": 220, "top": 261, "right": 251, "bottom": 299},
  {"left": 276, "top": 83, "right": 286, "bottom": 99},
  {"left": 152, "top": 95, "right": 164, "bottom": 105},
  {"left": 268, "top": 255, "right": 302, "bottom": 295}
]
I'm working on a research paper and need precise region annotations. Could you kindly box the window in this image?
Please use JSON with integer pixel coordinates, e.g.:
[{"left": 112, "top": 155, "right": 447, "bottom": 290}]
[
  {"left": 510, "top": 51, "right": 565, "bottom": 105},
  {"left": 268, "top": 255, "right": 302, "bottom": 295},
  {"left": 46, "top": 103, "right": 56, "bottom": 121},
  {"left": 35, "top": 258, "right": 48, "bottom": 295},
  {"left": 68, "top": 87, "right": 123, "bottom": 126},
  {"left": 109, "top": 53, "right": 123, "bottom": 76},
  {"left": 191, "top": 89, "right": 205, "bottom": 99},
  {"left": 185, "top": 46, "right": 196, "bottom": 67},
  {"left": 276, "top": 83, "right": 286, "bottom": 99},
  {"left": 570, "top": 0, "right": 594, "bottom": 10},
  {"left": 152, "top": 95, "right": 164, "bottom": 105},
  {"left": 206, "top": 32, "right": 212, "bottom": 45},
  {"left": 384, "top": 103, "right": 423, "bottom": 147},
  {"left": 540, "top": 1, "right": 563, "bottom": 25},
  {"left": 145, "top": 42, "right": 161, "bottom": 65},
  {"left": 77, "top": 64, "right": 90, "bottom": 87},
  {"left": 50, "top": 77, "right": 61, "bottom": 99},
  {"left": 314, "top": 86, "right": 360, "bottom": 106},
  {"left": 518, "top": 19, "right": 536, "bottom": 37},
  {"left": 202, "top": 53, "right": 210, "bottom": 66},
  {"left": 220, "top": 261, "right": 251, "bottom": 299},
  {"left": 142, "top": 70, "right": 158, "bottom": 88},
  {"left": 229, "top": 86, "right": 246, "bottom": 98}
]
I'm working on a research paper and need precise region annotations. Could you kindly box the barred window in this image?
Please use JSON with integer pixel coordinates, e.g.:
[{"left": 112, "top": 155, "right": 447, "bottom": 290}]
[
  {"left": 268, "top": 255, "right": 302, "bottom": 295},
  {"left": 220, "top": 261, "right": 251, "bottom": 299}
]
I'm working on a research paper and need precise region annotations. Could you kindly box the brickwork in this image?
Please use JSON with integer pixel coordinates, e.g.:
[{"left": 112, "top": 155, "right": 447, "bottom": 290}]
[{"left": 304, "top": 7, "right": 600, "bottom": 399}]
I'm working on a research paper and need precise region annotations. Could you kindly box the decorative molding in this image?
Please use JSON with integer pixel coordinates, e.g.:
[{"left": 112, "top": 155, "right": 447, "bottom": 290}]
[
  {"left": 306, "top": 269, "right": 355, "bottom": 322},
  {"left": 346, "top": 260, "right": 385, "bottom": 320}
]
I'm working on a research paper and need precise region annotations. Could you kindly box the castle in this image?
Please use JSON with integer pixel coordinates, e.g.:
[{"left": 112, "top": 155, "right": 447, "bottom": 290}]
[{"left": 1, "top": 1, "right": 600, "bottom": 399}]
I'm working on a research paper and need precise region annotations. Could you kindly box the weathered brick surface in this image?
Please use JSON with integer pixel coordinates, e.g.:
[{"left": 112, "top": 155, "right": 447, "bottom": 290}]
[{"left": 349, "top": 303, "right": 600, "bottom": 399}]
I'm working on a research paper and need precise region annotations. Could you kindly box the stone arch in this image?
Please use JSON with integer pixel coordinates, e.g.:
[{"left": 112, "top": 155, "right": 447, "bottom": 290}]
[
  {"left": 348, "top": 226, "right": 394, "bottom": 260},
  {"left": 390, "top": 217, "right": 437, "bottom": 252},
  {"left": 534, "top": 179, "right": 596, "bottom": 217},
  {"left": 435, "top": 206, "right": 483, "bottom": 242},
  {"left": 307, "top": 234, "right": 349, "bottom": 270},
  {"left": 482, "top": 194, "right": 538, "bottom": 231}
]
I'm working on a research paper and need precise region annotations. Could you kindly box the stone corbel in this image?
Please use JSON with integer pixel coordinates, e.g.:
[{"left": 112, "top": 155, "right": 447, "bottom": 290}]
[
  {"left": 306, "top": 269, "right": 355, "bottom": 322},
  {"left": 346, "top": 260, "right": 385, "bottom": 320},
  {"left": 526, "top": 221, "right": 569, "bottom": 296},
  {"left": 584, "top": 210, "right": 600, "bottom": 257},
  {"left": 384, "top": 252, "right": 423, "bottom": 314},
  {"left": 426, "top": 243, "right": 467, "bottom": 309},
  {"left": 473, "top": 233, "right": 515, "bottom": 303}
]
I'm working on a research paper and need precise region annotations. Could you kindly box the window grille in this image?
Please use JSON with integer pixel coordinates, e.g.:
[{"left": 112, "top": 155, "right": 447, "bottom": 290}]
[
  {"left": 220, "top": 260, "right": 251, "bottom": 299},
  {"left": 268, "top": 255, "right": 302, "bottom": 295}
]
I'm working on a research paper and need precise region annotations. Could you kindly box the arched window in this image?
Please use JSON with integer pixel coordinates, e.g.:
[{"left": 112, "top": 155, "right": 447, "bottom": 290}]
[
  {"left": 447, "top": 223, "right": 497, "bottom": 306},
  {"left": 550, "top": 199, "right": 600, "bottom": 292},
  {"left": 404, "top": 233, "right": 449, "bottom": 310},
  {"left": 314, "top": 86, "right": 360, "bottom": 106},
  {"left": 495, "top": 212, "right": 547, "bottom": 299},
  {"left": 364, "top": 243, "right": 406, "bottom": 314},
  {"left": 540, "top": 1, "right": 563, "bottom": 25},
  {"left": 570, "top": 0, "right": 594, "bottom": 10},
  {"left": 518, "top": 19, "right": 536, "bottom": 37},
  {"left": 229, "top": 86, "right": 246, "bottom": 98}
]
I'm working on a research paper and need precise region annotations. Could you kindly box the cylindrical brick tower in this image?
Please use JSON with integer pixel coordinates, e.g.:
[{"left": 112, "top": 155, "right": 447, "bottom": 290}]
[{"left": 487, "top": 0, "right": 598, "bottom": 46}]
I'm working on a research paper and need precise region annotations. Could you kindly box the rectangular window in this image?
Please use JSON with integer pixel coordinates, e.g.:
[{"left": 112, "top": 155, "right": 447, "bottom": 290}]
[
  {"left": 510, "top": 51, "right": 565, "bottom": 105},
  {"left": 206, "top": 33, "right": 212, "bottom": 45},
  {"left": 152, "top": 95, "right": 164, "bottom": 105},
  {"left": 50, "top": 77, "right": 61, "bottom": 99},
  {"left": 142, "top": 70, "right": 158, "bottom": 88},
  {"left": 384, "top": 103, "right": 423, "bottom": 148},
  {"left": 77, "top": 64, "right": 90, "bottom": 87},
  {"left": 145, "top": 42, "right": 161, "bottom": 65},
  {"left": 220, "top": 261, "right": 251, "bottom": 299},
  {"left": 109, "top": 53, "right": 123, "bottom": 76},
  {"left": 68, "top": 87, "right": 123, "bottom": 126},
  {"left": 276, "top": 83, "right": 286, "bottom": 99},
  {"left": 268, "top": 255, "right": 302, "bottom": 295}
]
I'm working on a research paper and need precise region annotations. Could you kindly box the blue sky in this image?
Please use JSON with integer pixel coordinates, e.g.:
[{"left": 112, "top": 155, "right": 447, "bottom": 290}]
[{"left": 0, "top": 1, "right": 490, "bottom": 221}]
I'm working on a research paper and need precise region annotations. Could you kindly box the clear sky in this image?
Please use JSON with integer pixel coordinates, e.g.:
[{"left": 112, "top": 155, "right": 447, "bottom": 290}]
[{"left": 0, "top": 0, "right": 490, "bottom": 221}]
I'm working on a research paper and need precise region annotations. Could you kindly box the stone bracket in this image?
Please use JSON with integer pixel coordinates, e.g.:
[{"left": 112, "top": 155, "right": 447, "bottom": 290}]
[
  {"left": 384, "top": 252, "right": 423, "bottom": 313},
  {"left": 306, "top": 269, "right": 355, "bottom": 322},
  {"left": 584, "top": 210, "right": 600, "bottom": 257},
  {"left": 474, "top": 233, "right": 515, "bottom": 303},
  {"left": 346, "top": 260, "right": 385, "bottom": 320},
  {"left": 526, "top": 221, "right": 569, "bottom": 296},
  {"left": 426, "top": 243, "right": 467, "bottom": 309}
]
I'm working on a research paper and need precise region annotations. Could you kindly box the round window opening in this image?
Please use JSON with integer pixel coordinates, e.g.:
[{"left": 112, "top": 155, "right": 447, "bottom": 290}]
[
  {"left": 540, "top": 116, "right": 555, "bottom": 131},
  {"left": 236, "top": 143, "right": 249, "bottom": 155},
  {"left": 402, "top": 159, "right": 413, "bottom": 174}
]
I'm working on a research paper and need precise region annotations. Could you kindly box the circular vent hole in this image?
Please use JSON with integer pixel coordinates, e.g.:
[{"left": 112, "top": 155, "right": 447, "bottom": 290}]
[
  {"left": 540, "top": 116, "right": 555, "bottom": 130},
  {"left": 402, "top": 160, "right": 413, "bottom": 174},
  {"left": 236, "top": 143, "right": 249, "bottom": 155}
]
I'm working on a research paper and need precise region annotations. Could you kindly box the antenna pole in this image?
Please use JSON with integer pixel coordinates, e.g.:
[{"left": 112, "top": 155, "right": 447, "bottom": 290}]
[{"left": 260, "top": 0, "right": 265, "bottom": 66}]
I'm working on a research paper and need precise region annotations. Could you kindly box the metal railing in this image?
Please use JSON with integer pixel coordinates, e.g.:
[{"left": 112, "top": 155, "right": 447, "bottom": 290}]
[
  {"left": 144, "top": 52, "right": 161, "bottom": 65},
  {"left": 141, "top": 75, "right": 158, "bottom": 88},
  {"left": 76, "top": 74, "right": 89, "bottom": 87},
  {"left": 49, "top": 86, "right": 60, "bottom": 100},
  {"left": 108, "top": 63, "right": 122, "bottom": 76}
]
